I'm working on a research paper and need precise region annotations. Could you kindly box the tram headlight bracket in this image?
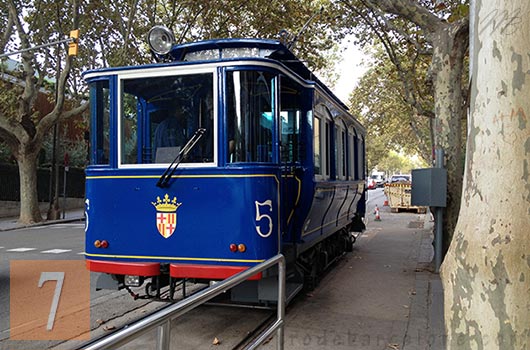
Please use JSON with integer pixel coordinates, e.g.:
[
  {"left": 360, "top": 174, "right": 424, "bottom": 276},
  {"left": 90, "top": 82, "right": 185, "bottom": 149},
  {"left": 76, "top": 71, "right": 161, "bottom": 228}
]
[{"left": 147, "top": 25, "right": 175, "bottom": 56}]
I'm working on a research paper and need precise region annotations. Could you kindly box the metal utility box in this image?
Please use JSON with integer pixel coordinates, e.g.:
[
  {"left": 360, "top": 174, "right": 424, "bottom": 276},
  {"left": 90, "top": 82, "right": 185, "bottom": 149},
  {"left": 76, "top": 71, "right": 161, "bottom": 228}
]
[{"left": 411, "top": 168, "right": 447, "bottom": 207}]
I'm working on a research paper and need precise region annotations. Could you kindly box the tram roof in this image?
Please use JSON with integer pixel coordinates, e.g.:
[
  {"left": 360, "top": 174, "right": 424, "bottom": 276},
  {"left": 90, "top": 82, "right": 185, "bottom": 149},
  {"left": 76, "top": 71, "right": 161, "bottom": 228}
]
[
  {"left": 84, "top": 38, "right": 350, "bottom": 113},
  {"left": 168, "top": 38, "right": 348, "bottom": 111}
]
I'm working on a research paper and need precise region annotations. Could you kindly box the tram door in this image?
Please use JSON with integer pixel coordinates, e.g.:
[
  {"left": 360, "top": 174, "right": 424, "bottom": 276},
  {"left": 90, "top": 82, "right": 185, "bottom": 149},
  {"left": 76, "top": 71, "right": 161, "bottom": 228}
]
[{"left": 279, "top": 77, "right": 304, "bottom": 238}]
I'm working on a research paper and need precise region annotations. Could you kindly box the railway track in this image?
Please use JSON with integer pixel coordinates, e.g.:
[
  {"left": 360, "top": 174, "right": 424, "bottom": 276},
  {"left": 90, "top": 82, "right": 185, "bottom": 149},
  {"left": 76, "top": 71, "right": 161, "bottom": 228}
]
[
  {"left": 76, "top": 284, "right": 279, "bottom": 350},
  {"left": 77, "top": 304, "right": 276, "bottom": 349}
]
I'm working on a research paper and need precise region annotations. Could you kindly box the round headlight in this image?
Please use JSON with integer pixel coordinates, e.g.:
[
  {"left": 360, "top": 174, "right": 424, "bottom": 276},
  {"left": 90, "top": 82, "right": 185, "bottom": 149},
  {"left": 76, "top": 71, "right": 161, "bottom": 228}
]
[{"left": 147, "top": 26, "right": 175, "bottom": 55}]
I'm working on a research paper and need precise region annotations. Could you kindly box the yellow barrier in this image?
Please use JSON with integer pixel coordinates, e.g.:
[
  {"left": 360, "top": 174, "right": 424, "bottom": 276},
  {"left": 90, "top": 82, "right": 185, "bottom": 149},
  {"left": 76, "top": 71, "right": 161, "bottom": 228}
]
[{"left": 384, "top": 182, "right": 427, "bottom": 213}]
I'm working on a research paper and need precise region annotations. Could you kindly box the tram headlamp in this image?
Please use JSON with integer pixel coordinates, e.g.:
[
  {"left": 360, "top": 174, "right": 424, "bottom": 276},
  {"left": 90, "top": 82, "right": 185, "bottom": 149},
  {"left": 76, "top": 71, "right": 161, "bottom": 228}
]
[
  {"left": 124, "top": 275, "right": 144, "bottom": 287},
  {"left": 147, "top": 25, "right": 175, "bottom": 55}
]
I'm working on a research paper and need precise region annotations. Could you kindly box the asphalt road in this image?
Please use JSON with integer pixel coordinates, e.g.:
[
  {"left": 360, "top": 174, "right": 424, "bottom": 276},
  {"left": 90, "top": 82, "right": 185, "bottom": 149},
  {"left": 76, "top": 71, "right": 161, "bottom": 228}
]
[
  {"left": 366, "top": 187, "right": 386, "bottom": 218},
  {"left": 0, "top": 222, "right": 164, "bottom": 350}
]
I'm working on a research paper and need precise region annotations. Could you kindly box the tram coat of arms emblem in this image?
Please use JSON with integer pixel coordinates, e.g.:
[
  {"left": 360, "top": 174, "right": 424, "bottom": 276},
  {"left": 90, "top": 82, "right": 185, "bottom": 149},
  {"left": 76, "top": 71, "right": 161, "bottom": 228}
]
[{"left": 151, "top": 194, "right": 182, "bottom": 238}]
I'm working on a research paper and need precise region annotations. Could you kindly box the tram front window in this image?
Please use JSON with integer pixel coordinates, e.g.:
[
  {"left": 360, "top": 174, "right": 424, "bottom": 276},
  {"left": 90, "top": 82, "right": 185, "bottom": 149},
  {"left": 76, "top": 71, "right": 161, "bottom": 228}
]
[
  {"left": 119, "top": 73, "right": 214, "bottom": 165},
  {"left": 226, "top": 70, "right": 274, "bottom": 163}
]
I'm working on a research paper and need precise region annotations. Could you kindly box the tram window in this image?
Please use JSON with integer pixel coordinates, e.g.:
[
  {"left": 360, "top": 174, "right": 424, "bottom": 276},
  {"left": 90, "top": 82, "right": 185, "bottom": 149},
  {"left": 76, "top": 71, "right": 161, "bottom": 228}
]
[
  {"left": 121, "top": 92, "right": 138, "bottom": 164},
  {"left": 280, "top": 77, "right": 302, "bottom": 163},
  {"left": 89, "top": 80, "right": 110, "bottom": 165},
  {"left": 325, "top": 121, "right": 331, "bottom": 177},
  {"left": 358, "top": 136, "right": 365, "bottom": 179},
  {"left": 313, "top": 117, "right": 321, "bottom": 174},
  {"left": 335, "top": 126, "right": 346, "bottom": 180},
  {"left": 226, "top": 70, "right": 274, "bottom": 163},
  {"left": 349, "top": 130, "right": 358, "bottom": 180},
  {"left": 342, "top": 130, "right": 347, "bottom": 178},
  {"left": 119, "top": 73, "right": 214, "bottom": 165},
  {"left": 314, "top": 104, "right": 332, "bottom": 179}
]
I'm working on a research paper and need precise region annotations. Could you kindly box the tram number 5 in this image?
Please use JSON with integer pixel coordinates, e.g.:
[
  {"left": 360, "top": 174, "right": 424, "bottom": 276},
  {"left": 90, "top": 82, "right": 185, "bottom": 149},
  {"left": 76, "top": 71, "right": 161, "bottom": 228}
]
[
  {"left": 254, "top": 200, "right": 273, "bottom": 238},
  {"left": 38, "top": 272, "right": 65, "bottom": 331}
]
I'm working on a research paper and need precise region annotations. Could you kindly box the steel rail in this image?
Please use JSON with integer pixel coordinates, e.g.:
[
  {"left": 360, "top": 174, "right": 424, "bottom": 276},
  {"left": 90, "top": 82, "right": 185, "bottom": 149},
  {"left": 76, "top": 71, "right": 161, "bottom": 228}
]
[{"left": 82, "top": 254, "right": 285, "bottom": 350}]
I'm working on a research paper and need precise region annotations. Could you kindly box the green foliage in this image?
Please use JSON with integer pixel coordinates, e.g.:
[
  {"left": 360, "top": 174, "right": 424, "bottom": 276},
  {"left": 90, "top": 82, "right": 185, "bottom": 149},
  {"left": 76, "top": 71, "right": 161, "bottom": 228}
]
[
  {"left": 349, "top": 48, "right": 432, "bottom": 172},
  {"left": 377, "top": 150, "right": 428, "bottom": 175},
  {"left": 58, "top": 0, "right": 345, "bottom": 75}
]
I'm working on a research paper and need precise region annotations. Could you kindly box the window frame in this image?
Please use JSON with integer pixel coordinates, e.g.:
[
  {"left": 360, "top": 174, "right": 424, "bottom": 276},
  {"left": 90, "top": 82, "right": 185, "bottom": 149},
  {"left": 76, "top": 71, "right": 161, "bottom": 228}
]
[
  {"left": 116, "top": 66, "right": 218, "bottom": 169},
  {"left": 314, "top": 104, "right": 332, "bottom": 181},
  {"left": 224, "top": 67, "right": 277, "bottom": 164}
]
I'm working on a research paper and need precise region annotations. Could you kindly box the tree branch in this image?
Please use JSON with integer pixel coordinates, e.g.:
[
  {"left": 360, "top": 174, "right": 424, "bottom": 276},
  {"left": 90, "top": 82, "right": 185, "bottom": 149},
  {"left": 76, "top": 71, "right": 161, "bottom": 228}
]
[
  {"left": 36, "top": 0, "right": 80, "bottom": 141},
  {"left": 363, "top": 0, "right": 443, "bottom": 34},
  {"left": 0, "top": 9, "right": 15, "bottom": 52},
  {"left": 7, "top": 0, "right": 38, "bottom": 139}
]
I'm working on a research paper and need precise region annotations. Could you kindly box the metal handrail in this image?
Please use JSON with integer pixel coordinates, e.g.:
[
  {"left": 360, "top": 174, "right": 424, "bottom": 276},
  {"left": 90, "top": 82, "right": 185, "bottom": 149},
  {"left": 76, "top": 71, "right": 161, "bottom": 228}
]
[{"left": 82, "top": 254, "right": 286, "bottom": 350}]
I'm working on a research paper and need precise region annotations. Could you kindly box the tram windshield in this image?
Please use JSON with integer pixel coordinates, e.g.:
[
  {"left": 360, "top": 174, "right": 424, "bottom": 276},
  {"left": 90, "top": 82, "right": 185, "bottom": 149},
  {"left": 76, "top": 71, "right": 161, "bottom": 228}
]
[
  {"left": 122, "top": 72, "right": 214, "bottom": 165},
  {"left": 86, "top": 72, "right": 215, "bottom": 167}
]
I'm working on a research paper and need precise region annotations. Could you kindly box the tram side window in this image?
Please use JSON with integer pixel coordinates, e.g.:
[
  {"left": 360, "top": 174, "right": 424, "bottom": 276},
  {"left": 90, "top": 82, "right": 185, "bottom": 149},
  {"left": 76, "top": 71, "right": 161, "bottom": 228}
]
[
  {"left": 89, "top": 80, "right": 110, "bottom": 165},
  {"left": 335, "top": 125, "right": 346, "bottom": 180},
  {"left": 121, "top": 92, "right": 138, "bottom": 164},
  {"left": 280, "top": 77, "right": 302, "bottom": 163},
  {"left": 314, "top": 107, "right": 331, "bottom": 179},
  {"left": 313, "top": 117, "right": 321, "bottom": 174},
  {"left": 226, "top": 70, "right": 274, "bottom": 163},
  {"left": 358, "top": 136, "right": 365, "bottom": 179},
  {"left": 325, "top": 121, "right": 331, "bottom": 177},
  {"left": 350, "top": 129, "right": 359, "bottom": 180}
]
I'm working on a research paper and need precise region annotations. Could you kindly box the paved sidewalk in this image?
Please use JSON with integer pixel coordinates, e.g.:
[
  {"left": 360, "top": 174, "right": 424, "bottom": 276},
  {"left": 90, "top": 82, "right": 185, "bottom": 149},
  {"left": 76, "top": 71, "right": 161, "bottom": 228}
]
[
  {"left": 261, "top": 206, "right": 445, "bottom": 350},
  {"left": 0, "top": 208, "right": 85, "bottom": 231}
]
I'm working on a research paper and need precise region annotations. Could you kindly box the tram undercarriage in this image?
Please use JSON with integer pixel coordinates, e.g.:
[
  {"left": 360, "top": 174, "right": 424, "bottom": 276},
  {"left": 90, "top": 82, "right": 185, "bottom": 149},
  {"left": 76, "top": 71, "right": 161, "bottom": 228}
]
[{"left": 95, "top": 225, "right": 361, "bottom": 305}]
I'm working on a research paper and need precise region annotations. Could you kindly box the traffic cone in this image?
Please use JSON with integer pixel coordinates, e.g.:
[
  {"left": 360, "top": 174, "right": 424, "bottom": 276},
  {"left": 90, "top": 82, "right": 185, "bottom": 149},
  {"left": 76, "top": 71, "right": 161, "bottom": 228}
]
[
  {"left": 374, "top": 205, "right": 381, "bottom": 221},
  {"left": 383, "top": 199, "right": 389, "bottom": 206}
]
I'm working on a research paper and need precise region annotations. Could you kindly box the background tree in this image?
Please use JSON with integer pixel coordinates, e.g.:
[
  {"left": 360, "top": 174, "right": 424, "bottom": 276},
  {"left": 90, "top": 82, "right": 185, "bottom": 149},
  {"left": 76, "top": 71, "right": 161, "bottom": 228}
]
[
  {"left": 349, "top": 48, "right": 433, "bottom": 173},
  {"left": 441, "top": 1, "right": 530, "bottom": 347},
  {"left": 339, "top": 0, "right": 469, "bottom": 254},
  {"left": 0, "top": 0, "right": 347, "bottom": 224},
  {"left": 0, "top": 0, "right": 86, "bottom": 224}
]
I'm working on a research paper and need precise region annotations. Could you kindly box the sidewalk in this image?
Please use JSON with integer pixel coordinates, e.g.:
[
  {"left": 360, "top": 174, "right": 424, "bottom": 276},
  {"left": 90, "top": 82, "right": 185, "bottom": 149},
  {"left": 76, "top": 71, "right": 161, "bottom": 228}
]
[
  {"left": 0, "top": 208, "right": 85, "bottom": 231},
  {"left": 261, "top": 205, "right": 445, "bottom": 350}
]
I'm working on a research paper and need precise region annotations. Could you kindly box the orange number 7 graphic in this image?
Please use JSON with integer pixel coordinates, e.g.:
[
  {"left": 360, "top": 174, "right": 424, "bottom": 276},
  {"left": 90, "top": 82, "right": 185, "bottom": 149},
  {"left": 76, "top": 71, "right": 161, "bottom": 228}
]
[{"left": 10, "top": 260, "right": 90, "bottom": 341}]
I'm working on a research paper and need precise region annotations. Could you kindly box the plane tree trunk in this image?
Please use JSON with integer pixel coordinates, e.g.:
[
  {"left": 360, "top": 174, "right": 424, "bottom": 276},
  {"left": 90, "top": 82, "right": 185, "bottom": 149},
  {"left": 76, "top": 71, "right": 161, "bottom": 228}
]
[
  {"left": 441, "top": 1, "right": 530, "bottom": 348},
  {"left": 430, "top": 22, "right": 468, "bottom": 255},
  {"left": 17, "top": 149, "right": 42, "bottom": 223}
]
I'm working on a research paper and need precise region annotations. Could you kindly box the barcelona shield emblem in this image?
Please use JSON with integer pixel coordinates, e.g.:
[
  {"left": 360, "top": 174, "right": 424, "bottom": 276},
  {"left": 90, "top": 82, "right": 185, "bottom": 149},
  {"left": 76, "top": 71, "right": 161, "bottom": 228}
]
[
  {"left": 156, "top": 212, "right": 177, "bottom": 238},
  {"left": 152, "top": 194, "right": 182, "bottom": 239}
]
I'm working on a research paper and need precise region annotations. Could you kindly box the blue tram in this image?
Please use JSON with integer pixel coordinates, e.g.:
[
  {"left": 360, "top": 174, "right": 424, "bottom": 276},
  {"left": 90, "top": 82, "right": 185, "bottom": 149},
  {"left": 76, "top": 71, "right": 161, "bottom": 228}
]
[{"left": 84, "top": 26, "right": 366, "bottom": 302}]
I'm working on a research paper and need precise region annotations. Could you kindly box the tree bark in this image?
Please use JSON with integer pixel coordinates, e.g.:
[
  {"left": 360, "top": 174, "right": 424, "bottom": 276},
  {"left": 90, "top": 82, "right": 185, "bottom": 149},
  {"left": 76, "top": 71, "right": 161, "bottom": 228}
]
[
  {"left": 441, "top": 1, "right": 530, "bottom": 348},
  {"left": 17, "top": 151, "right": 42, "bottom": 224},
  {"left": 430, "top": 21, "right": 468, "bottom": 255}
]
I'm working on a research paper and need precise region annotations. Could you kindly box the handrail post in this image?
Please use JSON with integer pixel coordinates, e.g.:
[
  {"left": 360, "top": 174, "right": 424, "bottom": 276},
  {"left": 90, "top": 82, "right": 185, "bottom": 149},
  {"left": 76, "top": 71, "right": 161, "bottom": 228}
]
[
  {"left": 156, "top": 320, "right": 171, "bottom": 350},
  {"left": 277, "top": 256, "right": 285, "bottom": 350}
]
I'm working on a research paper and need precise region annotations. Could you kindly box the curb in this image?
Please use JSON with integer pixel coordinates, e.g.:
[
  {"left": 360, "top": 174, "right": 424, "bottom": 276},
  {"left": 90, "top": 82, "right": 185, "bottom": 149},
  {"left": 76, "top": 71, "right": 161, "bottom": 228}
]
[{"left": 0, "top": 216, "right": 85, "bottom": 232}]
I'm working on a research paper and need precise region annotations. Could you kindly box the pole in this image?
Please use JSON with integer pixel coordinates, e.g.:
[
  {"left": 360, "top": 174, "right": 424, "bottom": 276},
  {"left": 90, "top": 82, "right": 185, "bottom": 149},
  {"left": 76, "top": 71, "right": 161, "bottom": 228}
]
[
  {"left": 0, "top": 38, "right": 73, "bottom": 58},
  {"left": 62, "top": 153, "right": 70, "bottom": 219},
  {"left": 434, "top": 148, "right": 444, "bottom": 273}
]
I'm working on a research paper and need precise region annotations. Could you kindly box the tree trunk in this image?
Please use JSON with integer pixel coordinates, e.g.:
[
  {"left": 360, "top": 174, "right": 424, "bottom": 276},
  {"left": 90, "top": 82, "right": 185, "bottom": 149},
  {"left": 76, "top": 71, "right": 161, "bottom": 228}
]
[
  {"left": 430, "top": 21, "right": 468, "bottom": 255},
  {"left": 441, "top": 1, "right": 530, "bottom": 348},
  {"left": 17, "top": 151, "right": 42, "bottom": 224}
]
